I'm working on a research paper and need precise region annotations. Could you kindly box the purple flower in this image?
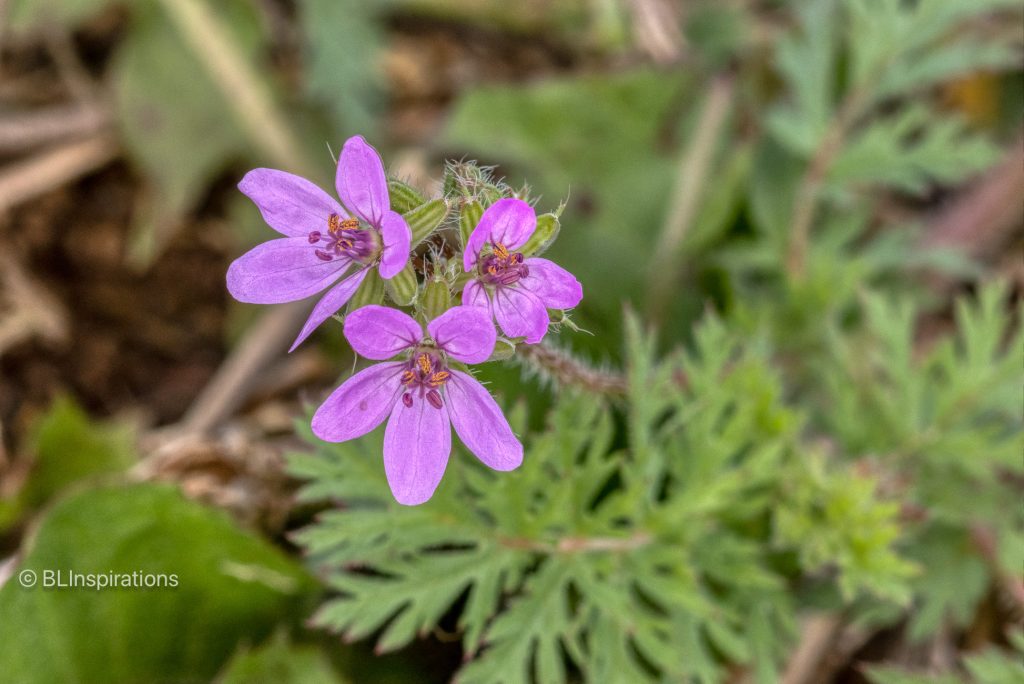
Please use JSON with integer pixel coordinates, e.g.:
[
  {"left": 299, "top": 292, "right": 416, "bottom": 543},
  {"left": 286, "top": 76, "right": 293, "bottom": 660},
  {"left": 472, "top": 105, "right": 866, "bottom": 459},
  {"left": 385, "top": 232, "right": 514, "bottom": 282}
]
[
  {"left": 312, "top": 305, "right": 523, "bottom": 505},
  {"left": 227, "top": 136, "right": 412, "bottom": 351},
  {"left": 462, "top": 198, "right": 582, "bottom": 344}
]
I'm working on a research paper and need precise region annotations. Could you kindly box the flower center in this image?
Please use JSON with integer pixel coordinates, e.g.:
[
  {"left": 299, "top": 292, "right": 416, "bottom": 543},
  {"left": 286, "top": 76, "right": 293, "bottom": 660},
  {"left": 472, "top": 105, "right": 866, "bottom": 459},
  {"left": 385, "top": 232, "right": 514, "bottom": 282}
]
[
  {"left": 479, "top": 242, "right": 529, "bottom": 286},
  {"left": 308, "top": 213, "right": 377, "bottom": 262},
  {"left": 399, "top": 352, "right": 451, "bottom": 410}
]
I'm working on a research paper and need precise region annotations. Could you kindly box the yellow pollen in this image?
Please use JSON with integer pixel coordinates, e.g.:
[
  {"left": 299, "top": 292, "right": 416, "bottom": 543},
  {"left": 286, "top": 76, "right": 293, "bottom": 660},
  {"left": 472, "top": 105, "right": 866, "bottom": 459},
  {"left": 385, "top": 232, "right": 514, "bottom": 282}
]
[
  {"left": 428, "top": 371, "right": 450, "bottom": 387},
  {"left": 400, "top": 370, "right": 415, "bottom": 385},
  {"left": 493, "top": 243, "right": 509, "bottom": 260},
  {"left": 327, "top": 214, "right": 342, "bottom": 232},
  {"left": 416, "top": 354, "right": 432, "bottom": 375},
  {"left": 340, "top": 218, "right": 359, "bottom": 231}
]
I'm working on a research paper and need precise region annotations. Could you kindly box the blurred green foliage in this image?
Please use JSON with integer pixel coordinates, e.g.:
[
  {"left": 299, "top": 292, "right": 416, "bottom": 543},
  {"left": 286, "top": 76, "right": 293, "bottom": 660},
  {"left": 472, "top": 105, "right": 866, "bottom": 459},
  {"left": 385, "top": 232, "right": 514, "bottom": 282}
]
[
  {"left": 0, "top": 485, "right": 318, "bottom": 683},
  {"left": 0, "top": 396, "right": 134, "bottom": 531},
  {"left": 3, "top": 0, "right": 1022, "bottom": 681}
]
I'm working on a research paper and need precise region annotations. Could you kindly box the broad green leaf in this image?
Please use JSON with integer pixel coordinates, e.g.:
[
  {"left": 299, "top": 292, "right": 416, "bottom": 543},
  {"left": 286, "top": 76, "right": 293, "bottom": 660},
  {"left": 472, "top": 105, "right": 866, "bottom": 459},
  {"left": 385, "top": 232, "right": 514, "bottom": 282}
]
[
  {"left": 298, "top": 0, "right": 384, "bottom": 137},
  {"left": 216, "top": 633, "right": 348, "bottom": 684},
  {"left": 0, "top": 484, "right": 317, "bottom": 683},
  {"left": 0, "top": 396, "right": 135, "bottom": 531},
  {"left": 114, "top": 1, "right": 265, "bottom": 267}
]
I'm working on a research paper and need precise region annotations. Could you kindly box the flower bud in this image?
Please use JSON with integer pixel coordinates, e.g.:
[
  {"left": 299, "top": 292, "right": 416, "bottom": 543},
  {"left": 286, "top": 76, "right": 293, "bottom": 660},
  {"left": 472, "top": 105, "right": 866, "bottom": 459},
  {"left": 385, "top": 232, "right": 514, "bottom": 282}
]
[
  {"left": 347, "top": 269, "right": 384, "bottom": 312},
  {"left": 520, "top": 212, "right": 560, "bottom": 257},
  {"left": 422, "top": 277, "right": 452, "bottom": 321},
  {"left": 486, "top": 338, "right": 516, "bottom": 362},
  {"left": 459, "top": 200, "right": 483, "bottom": 249},
  {"left": 387, "top": 178, "right": 426, "bottom": 215},
  {"left": 404, "top": 198, "right": 449, "bottom": 248},
  {"left": 385, "top": 262, "right": 419, "bottom": 306}
]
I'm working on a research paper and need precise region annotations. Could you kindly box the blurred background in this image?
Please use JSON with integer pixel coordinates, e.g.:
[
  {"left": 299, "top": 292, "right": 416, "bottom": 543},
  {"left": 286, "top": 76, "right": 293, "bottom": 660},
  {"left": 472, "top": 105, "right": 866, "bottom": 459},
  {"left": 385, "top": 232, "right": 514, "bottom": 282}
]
[{"left": 0, "top": 0, "right": 1021, "bottom": 682}]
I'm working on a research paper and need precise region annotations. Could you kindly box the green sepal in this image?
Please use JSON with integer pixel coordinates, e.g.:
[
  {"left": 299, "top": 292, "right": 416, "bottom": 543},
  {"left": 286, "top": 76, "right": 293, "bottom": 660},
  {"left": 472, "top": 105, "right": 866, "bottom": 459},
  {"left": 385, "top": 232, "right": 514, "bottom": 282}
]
[
  {"left": 422, "top": 277, "right": 452, "bottom": 321},
  {"left": 405, "top": 198, "right": 450, "bottom": 247},
  {"left": 486, "top": 338, "right": 516, "bottom": 362},
  {"left": 385, "top": 262, "right": 419, "bottom": 306},
  {"left": 387, "top": 178, "right": 426, "bottom": 215},
  {"left": 520, "top": 212, "right": 561, "bottom": 257},
  {"left": 347, "top": 268, "right": 384, "bottom": 312},
  {"left": 459, "top": 200, "right": 483, "bottom": 249}
]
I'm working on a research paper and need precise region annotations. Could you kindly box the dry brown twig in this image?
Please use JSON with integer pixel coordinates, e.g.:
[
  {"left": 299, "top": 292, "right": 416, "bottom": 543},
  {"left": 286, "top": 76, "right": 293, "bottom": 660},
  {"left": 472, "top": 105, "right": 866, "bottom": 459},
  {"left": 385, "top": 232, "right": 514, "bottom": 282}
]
[
  {"left": 0, "top": 133, "right": 119, "bottom": 213},
  {"left": 0, "top": 104, "right": 110, "bottom": 153},
  {"left": 0, "top": 252, "right": 69, "bottom": 355}
]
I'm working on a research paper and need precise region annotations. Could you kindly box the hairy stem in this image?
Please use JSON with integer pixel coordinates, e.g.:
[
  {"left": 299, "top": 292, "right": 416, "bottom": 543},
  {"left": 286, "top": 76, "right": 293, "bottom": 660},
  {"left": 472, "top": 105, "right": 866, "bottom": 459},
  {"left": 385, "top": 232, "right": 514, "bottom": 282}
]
[
  {"left": 516, "top": 343, "right": 627, "bottom": 397},
  {"left": 499, "top": 531, "right": 653, "bottom": 554}
]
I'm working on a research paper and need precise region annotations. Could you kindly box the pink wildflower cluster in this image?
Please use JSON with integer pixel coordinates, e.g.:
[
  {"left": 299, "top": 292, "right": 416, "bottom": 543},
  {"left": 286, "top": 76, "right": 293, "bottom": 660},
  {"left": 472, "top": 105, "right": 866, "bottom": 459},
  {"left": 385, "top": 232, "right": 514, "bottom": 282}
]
[{"left": 228, "top": 136, "right": 582, "bottom": 504}]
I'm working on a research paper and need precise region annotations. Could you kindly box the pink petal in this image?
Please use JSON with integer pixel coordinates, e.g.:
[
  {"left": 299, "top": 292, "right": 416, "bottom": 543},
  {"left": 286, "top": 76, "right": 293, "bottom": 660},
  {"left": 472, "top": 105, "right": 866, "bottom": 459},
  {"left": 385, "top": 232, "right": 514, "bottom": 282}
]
[
  {"left": 226, "top": 237, "right": 348, "bottom": 304},
  {"left": 311, "top": 362, "right": 404, "bottom": 442},
  {"left": 378, "top": 210, "right": 411, "bottom": 279},
  {"left": 336, "top": 135, "right": 389, "bottom": 227},
  {"left": 383, "top": 396, "right": 452, "bottom": 505},
  {"left": 239, "top": 168, "right": 346, "bottom": 237},
  {"left": 464, "top": 198, "right": 537, "bottom": 270},
  {"left": 344, "top": 305, "right": 422, "bottom": 360},
  {"left": 427, "top": 306, "right": 496, "bottom": 364},
  {"left": 446, "top": 371, "right": 522, "bottom": 471},
  {"left": 492, "top": 286, "right": 550, "bottom": 344},
  {"left": 519, "top": 258, "right": 583, "bottom": 310},
  {"left": 289, "top": 267, "right": 369, "bottom": 352},
  {"left": 462, "top": 279, "right": 492, "bottom": 313}
]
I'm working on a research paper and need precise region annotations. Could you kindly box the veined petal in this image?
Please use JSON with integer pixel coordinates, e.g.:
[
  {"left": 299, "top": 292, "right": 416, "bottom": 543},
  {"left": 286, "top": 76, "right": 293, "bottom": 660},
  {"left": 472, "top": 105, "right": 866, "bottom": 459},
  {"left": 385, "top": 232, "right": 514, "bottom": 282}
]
[
  {"left": 520, "top": 258, "right": 583, "bottom": 310},
  {"left": 464, "top": 198, "right": 536, "bottom": 270},
  {"left": 462, "top": 279, "right": 491, "bottom": 312},
  {"left": 226, "top": 237, "right": 347, "bottom": 304},
  {"left": 492, "top": 286, "right": 549, "bottom": 344},
  {"left": 427, "top": 306, "right": 496, "bottom": 364},
  {"left": 239, "top": 168, "right": 346, "bottom": 237},
  {"left": 289, "top": 267, "right": 369, "bottom": 352},
  {"left": 336, "top": 135, "right": 389, "bottom": 227},
  {"left": 378, "top": 210, "right": 411, "bottom": 279},
  {"left": 383, "top": 396, "right": 452, "bottom": 505},
  {"left": 344, "top": 305, "right": 422, "bottom": 360},
  {"left": 311, "top": 362, "right": 404, "bottom": 442},
  {"left": 446, "top": 371, "right": 522, "bottom": 471}
]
